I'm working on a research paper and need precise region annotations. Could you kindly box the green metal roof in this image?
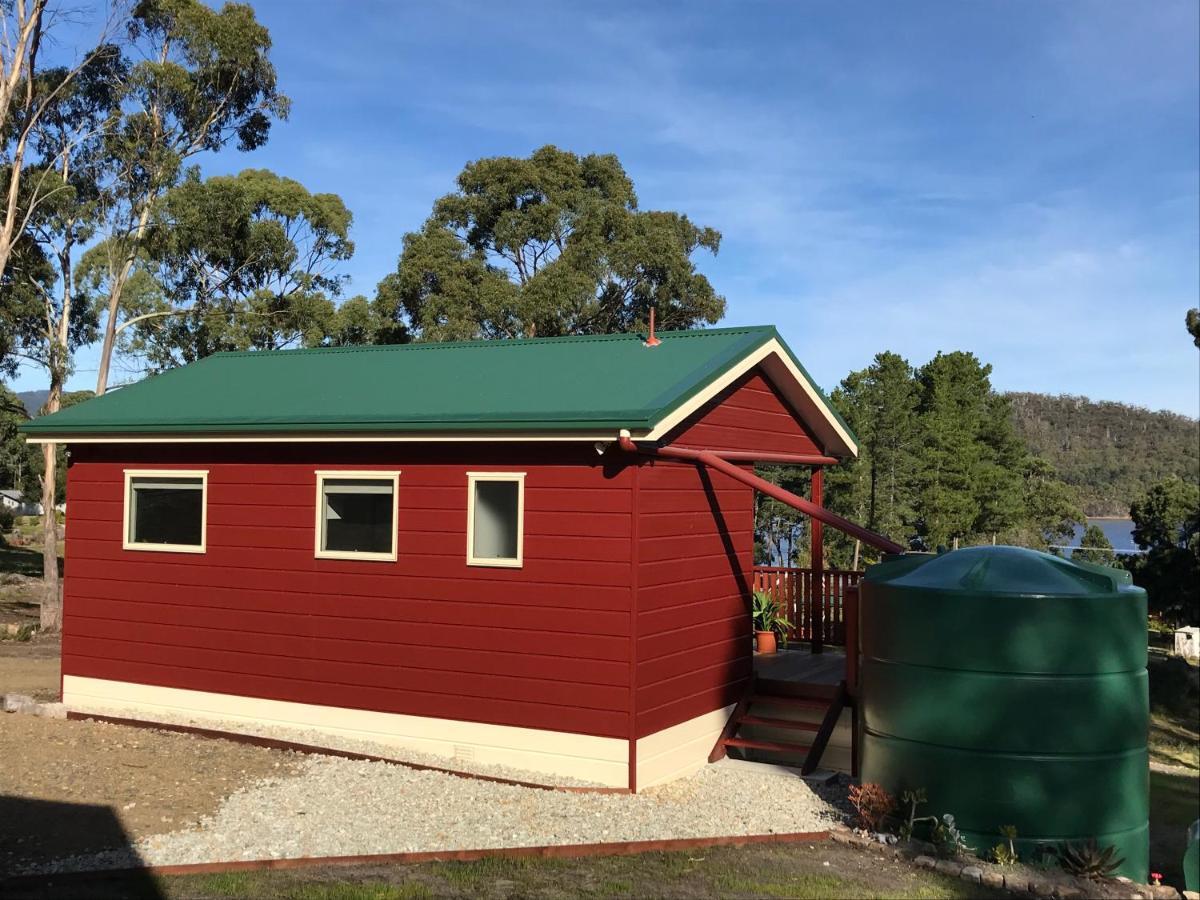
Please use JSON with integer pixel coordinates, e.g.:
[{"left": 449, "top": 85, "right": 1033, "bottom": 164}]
[{"left": 21, "top": 325, "right": 854, "bottom": 447}]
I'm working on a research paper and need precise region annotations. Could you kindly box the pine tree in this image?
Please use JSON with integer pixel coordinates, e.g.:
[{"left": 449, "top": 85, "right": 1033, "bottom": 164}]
[
  {"left": 825, "top": 352, "right": 919, "bottom": 565},
  {"left": 1073, "top": 523, "right": 1119, "bottom": 566},
  {"left": 915, "top": 352, "right": 989, "bottom": 548},
  {"left": 913, "top": 352, "right": 1028, "bottom": 549}
]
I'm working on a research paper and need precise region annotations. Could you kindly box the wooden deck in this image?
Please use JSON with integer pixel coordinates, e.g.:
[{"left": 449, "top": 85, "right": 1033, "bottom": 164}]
[{"left": 753, "top": 645, "right": 846, "bottom": 687}]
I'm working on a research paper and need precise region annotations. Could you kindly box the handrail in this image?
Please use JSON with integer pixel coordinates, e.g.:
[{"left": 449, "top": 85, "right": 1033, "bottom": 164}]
[
  {"left": 755, "top": 566, "right": 864, "bottom": 576},
  {"left": 753, "top": 566, "right": 863, "bottom": 646}
]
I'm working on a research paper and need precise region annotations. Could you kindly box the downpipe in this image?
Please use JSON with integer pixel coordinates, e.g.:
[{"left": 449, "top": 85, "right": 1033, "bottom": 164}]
[{"left": 616, "top": 431, "right": 904, "bottom": 555}]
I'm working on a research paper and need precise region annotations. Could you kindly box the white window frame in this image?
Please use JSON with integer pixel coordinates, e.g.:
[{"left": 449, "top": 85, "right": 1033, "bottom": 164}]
[
  {"left": 123, "top": 469, "right": 209, "bottom": 554},
  {"left": 466, "top": 472, "right": 525, "bottom": 568},
  {"left": 314, "top": 470, "right": 400, "bottom": 562}
]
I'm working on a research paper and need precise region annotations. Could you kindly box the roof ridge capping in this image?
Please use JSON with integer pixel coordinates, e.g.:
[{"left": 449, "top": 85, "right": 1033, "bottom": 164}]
[{"left": 206, "top": 325, "right": 777, "bottom": 358}]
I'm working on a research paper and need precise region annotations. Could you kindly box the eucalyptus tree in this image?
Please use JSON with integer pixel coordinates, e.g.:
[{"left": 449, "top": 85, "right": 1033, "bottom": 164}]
[
  {"left": 90, "top": 0, "right": 288, "bottom": 394},
  {"left": 107, "top": 168, "right": 353, "bottom": 369},
  {"left": 326, "top": 294, "right": 408, "bottom": 346},
  {"left": 1129, "top": 477, "right": 1200, "bottom": 624},
  {"left": 0, "top": 47, "right": 119, "bottom": 630},
  {"left": 754, "top": 464, "right": 810, "bottom": 566},
  {"left": 1010, "top": 455, "right": 1082, "bottom": 552},
  {"left": 0, "top": 0, "right": 124, "bottom": 286},
  {"left": 375, "top": 145, "right": 725, "bottom": 341}
]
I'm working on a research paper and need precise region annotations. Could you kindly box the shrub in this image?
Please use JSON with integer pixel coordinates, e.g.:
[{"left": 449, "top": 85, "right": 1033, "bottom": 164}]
[
  {"left": 0, "top": 506, "right": 14, "bottom": 533},
  {"left": 930, "top": 814, "right": 973, "bottom": 859},
  {"left": 991, "top": 825, "right": 1019, "bottom": 865},
  {"left": 848, "top": 782, "right": 895, "bottom": 833}
]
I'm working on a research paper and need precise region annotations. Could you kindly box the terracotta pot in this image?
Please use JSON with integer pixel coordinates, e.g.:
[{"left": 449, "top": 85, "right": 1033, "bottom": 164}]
[{"left": 755, "top": 630, "right": 777, "bottom": 654}]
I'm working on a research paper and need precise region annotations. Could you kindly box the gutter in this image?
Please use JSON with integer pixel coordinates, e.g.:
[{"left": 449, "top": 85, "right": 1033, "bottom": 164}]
[{"left": 616, "top": 431, "right": 904, "bottom": 555}]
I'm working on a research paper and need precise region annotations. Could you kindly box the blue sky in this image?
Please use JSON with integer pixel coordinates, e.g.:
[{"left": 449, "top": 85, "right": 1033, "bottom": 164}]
[{"left": 20, "top": 0, "right": 1200, "bottom": 415}]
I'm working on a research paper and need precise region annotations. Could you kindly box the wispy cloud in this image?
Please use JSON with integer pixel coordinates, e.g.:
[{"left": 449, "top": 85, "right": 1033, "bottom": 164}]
[{"left": 15, "top": 0, "right": 1197, "bottom": 416}]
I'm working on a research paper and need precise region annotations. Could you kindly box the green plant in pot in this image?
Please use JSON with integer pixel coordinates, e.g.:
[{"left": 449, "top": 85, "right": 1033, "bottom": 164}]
[{"left": 752, "top": 589, "right": 792, "bottom": 654}]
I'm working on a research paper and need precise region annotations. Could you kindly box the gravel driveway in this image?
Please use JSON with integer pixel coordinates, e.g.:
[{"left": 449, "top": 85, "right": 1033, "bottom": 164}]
[{"left": 30, "top": 754, "right": 837, "bottom": 874}]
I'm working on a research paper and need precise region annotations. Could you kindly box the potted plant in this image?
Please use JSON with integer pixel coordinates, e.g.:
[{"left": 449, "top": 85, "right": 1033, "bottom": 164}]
[{"left": 752, "top": 589, "right": 792, "bottom": 654}]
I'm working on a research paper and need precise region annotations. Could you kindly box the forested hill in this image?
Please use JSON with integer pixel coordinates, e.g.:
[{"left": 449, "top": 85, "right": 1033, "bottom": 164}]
[
  {"left": 16, "top": 390, "right": 49, "bottom": 416},
  {"left": 1008, "top": 392, "right": 1200, "bottom": 517}
]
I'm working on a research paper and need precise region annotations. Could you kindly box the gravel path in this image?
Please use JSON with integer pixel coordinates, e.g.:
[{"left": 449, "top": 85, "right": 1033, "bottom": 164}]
[
  {"left": 73, "top": 707, "right": 606, "bottom": 788},
  {"left": 30, "top": 754, "right": 837, "bottom": 874}
]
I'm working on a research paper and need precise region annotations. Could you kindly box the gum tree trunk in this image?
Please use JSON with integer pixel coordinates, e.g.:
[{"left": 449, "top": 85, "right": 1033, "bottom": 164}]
[{"left": 39, "top": 430, "right": 60, "bottom": 632}]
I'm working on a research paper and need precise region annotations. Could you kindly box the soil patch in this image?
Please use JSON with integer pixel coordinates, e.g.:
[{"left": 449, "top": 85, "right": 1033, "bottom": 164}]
[
  {"left": 0, "top": 634, "right": 61, "bottom": 700},
  {"left": 0, "top": 714, "right": 305, "bottom": 875}
]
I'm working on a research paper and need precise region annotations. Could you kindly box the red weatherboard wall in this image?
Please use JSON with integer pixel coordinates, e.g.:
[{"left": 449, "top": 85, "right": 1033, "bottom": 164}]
[
  {"left": 633, "top": 458, "right": 754, "bottom": 738},
  {"left": 667, "top": 368, "right": 824, "bottom": 455},
  {"left": 631, "top": 366, "right": 821, "bottom": 738},
  {"left": 63, "top": 444, "right": 635, "bottom": 739},
  {"left": 61, "top": 363, "right": 825, "bottom": 752}
]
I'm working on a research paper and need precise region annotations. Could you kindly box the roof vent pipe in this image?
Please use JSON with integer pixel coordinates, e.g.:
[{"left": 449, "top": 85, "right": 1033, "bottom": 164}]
[{"left": 643, "top": 307, "right": 661, "bottom": 348}]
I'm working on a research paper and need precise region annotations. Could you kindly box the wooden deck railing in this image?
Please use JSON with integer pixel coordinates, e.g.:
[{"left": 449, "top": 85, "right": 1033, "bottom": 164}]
[{"left": 752, "top": 566, "right": 864, "bottom": 647}]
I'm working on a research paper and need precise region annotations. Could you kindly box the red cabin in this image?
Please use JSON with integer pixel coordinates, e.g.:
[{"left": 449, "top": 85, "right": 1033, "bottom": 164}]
[{"left": 23, "top": 326, "right": 859, "bottom": 790}]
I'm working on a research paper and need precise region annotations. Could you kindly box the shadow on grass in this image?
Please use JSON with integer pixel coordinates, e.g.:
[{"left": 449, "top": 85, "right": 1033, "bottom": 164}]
[
  {"left": 1150, "top": 768, "right": 1200, "bottom": 888},
  {"left": 0, "top": 795, "right": 163, "bottom": 899},
  {"left": 1151, "top": 710, "right": 1200, "bottom": 770},
  {"left": 0, "top": 543, "right": 63, "bottom": 578}
]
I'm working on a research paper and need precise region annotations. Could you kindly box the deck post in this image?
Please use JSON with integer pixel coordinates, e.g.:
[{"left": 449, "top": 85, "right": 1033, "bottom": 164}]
[{"left": 810, "top": 466, "right": 824, "bottom": 655}]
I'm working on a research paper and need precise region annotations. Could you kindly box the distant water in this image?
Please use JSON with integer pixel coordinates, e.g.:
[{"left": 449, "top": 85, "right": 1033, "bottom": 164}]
[{"left": 1069, "top": 518, "right": 1138, "bottom": 554}]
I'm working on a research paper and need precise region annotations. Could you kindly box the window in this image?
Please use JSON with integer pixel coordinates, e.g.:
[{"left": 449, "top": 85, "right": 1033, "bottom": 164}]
[
  {"left": 467, "top": 473, "right": 525, "bottom": 567},
  {"left": 315, "top": 471, "right": 399, "bottom": 561},
  {"left": 123, "top": 470, "right": 208, "bottom": 553}
]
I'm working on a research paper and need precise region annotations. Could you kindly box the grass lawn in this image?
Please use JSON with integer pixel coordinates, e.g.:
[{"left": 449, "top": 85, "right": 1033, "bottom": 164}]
[
  {"left": 0, "top": 531, "right": 63, "bottom": 631},
  {"left": 6, "top": 844, "right": 1009, "bottom": 900},
  {"left": 1151, "top": 706, "right": 1200, "bottom": 771},
  {"left": 1151, "top": 768, "right": 1198, "bottom": 888},
  {"left": 1149, "top": 688, "right": 1200, "bottom": 888}
]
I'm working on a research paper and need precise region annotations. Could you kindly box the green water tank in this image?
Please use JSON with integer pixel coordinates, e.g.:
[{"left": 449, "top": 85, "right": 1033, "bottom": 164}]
[{"left": 859, "top": 546, "right": 1148, "bottom": 882}]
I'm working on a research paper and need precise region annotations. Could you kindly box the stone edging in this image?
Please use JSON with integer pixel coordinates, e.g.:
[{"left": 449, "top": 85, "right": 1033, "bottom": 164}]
[{"left": 829, "top": 825, "right": 1190, "bottom": 900}]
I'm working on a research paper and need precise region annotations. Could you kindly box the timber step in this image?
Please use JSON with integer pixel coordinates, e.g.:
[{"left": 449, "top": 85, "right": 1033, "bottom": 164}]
[
  {"left": 746, "top": 694, "right": 829, "bottom": 711},
  {"left": 737, "top": 714, "right": 821, "bottom": 732},
  {"left": 710, "top": 679, "right": 851, "bottom": 775},
  {"left": 723, "top": 737, "right": 812, "bottom": 754}
]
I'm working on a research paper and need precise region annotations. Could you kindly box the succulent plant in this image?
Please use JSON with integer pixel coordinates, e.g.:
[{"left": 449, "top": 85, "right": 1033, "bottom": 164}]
[{"left": 1056, "top": 839, "right": 1125, "bottom": 879}]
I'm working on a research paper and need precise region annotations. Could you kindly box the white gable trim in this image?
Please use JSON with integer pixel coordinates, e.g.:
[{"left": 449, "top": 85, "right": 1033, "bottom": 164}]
[{"left": 643, "top": 338, "right": 858, "bottom": 458}]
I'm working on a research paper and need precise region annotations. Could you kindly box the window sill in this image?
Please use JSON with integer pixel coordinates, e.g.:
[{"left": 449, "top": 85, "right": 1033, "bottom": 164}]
[
  {"left": 315, "top": 550, "right": 398, "bottom": 562},
  {"left": 123, "top": 542, "right": 206, "bottom": 554},
  {"left": 467, "top": 557, "right": 523, "bottom": 569}
]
